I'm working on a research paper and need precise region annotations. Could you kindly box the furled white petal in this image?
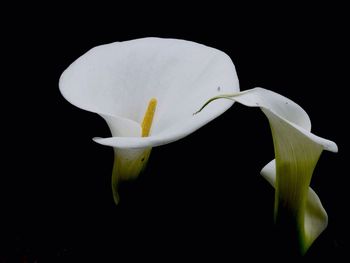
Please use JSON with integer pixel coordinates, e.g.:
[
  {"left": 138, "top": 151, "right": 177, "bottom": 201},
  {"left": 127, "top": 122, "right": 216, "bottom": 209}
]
[
  {"left": 59, "top": 38, "right": 239, "bottom": 204},
  {"left": 59, "top": 38, "right": 239, "bottom": 149},
  {"left": 231, "top": 88, "right": 311, "bottom": 130},
  {"left": 196, "top": 87, "right": 337, "bottom": 254},
  {"left": 232, "top": 88, "right": 336, "bottom": 253},
  {"left": 227, "top": 88, "right": 337, "bottom": 152}
]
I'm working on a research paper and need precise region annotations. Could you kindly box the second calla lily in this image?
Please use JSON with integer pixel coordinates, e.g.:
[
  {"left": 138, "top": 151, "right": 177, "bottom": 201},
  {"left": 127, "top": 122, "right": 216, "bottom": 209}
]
[
  {"left": 59, "top": 38, "right": 239, "bottom": 204},
  {"left": 196, "top": 88, "right": 337, "bottom": 254}
]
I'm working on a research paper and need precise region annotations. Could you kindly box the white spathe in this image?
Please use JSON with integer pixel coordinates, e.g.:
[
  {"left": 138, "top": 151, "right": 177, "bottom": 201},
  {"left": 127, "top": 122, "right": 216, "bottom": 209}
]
[
  {"left": 59, "top": 38, "right": 239, "bottom": 203},
  {"left": 196, "top": 87, "right": 337, "bottom": 254},
  {"left": 59, "top": 38, "right": 239, "bottom": 148}
]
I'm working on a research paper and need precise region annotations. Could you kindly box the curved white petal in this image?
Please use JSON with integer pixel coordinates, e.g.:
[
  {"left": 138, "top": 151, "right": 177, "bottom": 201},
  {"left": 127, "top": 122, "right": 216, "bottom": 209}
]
[
  {"left": 92, "top": 110, "right": 228, "bottom": 149},
  {"left": 232, "top": 88, "right": 311, "bottom": 131},
  {"left": 59, "top": 38, "right": 239, "bottom": 204},
  {"left": 236, "top": 89, "right": 336, "bottom": 253},
  {"left": 232, "top": 88, "right": 336, "bottom": 253},
  {"left": 196, "top": 87, "right": 337, "bottom": 254},
  {"left": 59, "top": 37, "right": 239, "bottom": 149}
]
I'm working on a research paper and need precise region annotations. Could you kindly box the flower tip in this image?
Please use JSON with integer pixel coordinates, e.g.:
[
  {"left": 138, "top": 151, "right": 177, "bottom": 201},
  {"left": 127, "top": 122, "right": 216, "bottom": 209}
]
[
  {"left": 193, "top": 109, "right": 201, "bottom": 116},
  {"left": 92, "top": 137, "right": 107, "bottom": 146},
  {"left": 327, "top": 141, "right": 338, "bottom": 153}
]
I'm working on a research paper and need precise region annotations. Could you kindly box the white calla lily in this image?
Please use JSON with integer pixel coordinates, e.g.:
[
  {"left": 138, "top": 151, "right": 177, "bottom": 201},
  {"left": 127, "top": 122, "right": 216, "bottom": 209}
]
[
  {"left": 196, "top": 88, "right": 337, "bottom": 254},
  {"left": 59, "top": 38, "right": 239, "bottom": 204}
]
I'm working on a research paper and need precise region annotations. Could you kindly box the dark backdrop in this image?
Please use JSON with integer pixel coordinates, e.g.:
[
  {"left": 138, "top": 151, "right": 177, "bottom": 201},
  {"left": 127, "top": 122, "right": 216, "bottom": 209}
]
[{"left": 2, "top": 4, "right": 348, "bottom": 262}]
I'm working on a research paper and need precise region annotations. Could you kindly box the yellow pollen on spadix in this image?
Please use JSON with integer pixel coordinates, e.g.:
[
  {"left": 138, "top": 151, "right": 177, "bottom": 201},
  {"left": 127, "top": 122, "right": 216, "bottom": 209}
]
[{"left": 141, "top": 98, "right": 157, "bottom": 137}]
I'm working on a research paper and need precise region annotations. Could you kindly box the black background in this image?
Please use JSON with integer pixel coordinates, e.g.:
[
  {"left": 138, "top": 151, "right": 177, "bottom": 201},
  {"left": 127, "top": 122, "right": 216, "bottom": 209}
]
[{"left": 1, "top": 3, "right": 348, "bottom": 262}]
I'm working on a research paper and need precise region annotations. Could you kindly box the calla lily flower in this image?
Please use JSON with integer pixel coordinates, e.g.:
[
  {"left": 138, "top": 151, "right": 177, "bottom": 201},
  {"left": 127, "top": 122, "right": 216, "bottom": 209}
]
[
  {"left": 59, "top": 38, "right": 239, "bottom": 204},
  {"left": 196, "top": 88, "right": 337, "bottom": 254}
]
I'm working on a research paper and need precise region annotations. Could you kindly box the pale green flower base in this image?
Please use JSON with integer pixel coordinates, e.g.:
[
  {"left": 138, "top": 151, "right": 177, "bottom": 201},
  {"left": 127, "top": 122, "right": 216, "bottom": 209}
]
[
  {"left": 112, "top": 148, "right": 152, "bottom": 204},
  {"left": 263, "top": 109, "right": 326, "bottom": 254}
]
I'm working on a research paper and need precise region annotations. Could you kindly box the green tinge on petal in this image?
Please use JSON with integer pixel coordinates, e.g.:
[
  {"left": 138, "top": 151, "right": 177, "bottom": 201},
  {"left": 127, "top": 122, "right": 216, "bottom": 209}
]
[
  {"left": 195, "top": 88, "right": 337, "bottom": 254},
  {"left": 261, "top": 160, "right": 328, "bottom": 254},
  {"left": 261, "top": 108, "right": 327, "bottom": 254},
  {"left": 112, "top": 148, "right": 152, "bottom": 204}
]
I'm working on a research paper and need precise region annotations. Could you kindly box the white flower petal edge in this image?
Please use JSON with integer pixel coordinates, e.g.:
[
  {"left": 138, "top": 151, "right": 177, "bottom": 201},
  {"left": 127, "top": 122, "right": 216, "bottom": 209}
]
[
  {"left": 59, "top": 38, "right": 239, "bottom": 204},
  {"left": 196, "top": 87, "right": 337, "bottom": 254}
]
